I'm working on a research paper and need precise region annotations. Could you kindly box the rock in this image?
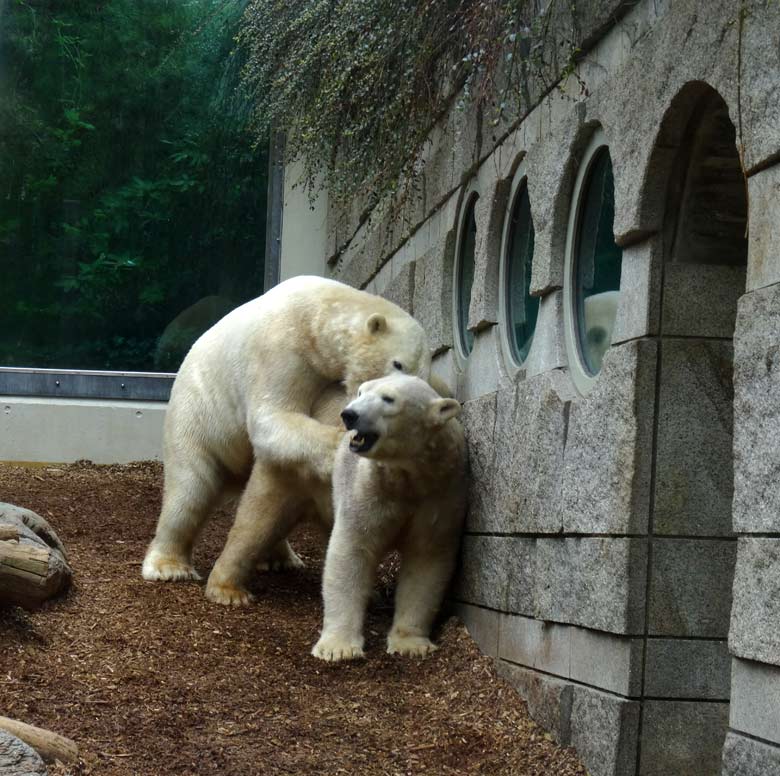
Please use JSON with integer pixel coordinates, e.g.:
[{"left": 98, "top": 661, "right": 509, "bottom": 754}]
[
  {"left": 722, "top": 730, "right": 780, "bottom": 776},
  {"left": 0, "top": 730, "right": 47, "bottom": 776}
]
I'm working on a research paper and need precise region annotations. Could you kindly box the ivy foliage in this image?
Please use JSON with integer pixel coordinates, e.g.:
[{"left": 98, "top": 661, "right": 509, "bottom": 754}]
[{"left": 239, "top": 0, "right": 578, "bottom": 210}]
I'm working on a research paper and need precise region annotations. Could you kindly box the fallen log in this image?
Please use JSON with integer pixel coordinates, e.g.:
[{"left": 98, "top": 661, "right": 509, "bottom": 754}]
[
  {"left": 0, "top": 504, "right": 72, "bottom": 609},
  {"left": 0, "top": 717, "right": 78, "bottom": 765}
]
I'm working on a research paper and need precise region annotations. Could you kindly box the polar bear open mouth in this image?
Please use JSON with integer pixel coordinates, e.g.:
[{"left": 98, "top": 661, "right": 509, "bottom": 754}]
[{"left": 349, "top": 431, "right": 380, "bottom": 454}]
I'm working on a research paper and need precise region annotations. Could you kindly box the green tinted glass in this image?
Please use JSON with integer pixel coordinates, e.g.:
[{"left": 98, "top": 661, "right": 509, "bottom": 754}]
[
  {"left": 457, "top": 198, "right": 477, "bottom": 355},
  {"left": 0, "top": 2, "right": 267, "bottom": 372},
  {"left": 574, "top": 148, "right": 622, "bottom": 375},
  {"left": 506, "top": 184, "right": 538, "bottom": 364}
]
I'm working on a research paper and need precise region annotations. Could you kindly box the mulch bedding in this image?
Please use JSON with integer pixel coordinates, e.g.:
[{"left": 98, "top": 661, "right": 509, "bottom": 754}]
[{"left": 0, "top": 461, "right": 585, "bottom": 776}]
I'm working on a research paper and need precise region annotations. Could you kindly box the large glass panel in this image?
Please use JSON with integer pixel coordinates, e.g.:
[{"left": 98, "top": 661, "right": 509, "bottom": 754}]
[
  {"left": 574, "top": 148, "right": 622, "bottom": 375},
  {"left": 0, "top": 1, "right": 267, "bottom": 373},
  {"left": 457, "top": 197, "right": 477, "bottom": 356},
  {"left": 506, "top": 183, "right": 538, "bottom": 365}
]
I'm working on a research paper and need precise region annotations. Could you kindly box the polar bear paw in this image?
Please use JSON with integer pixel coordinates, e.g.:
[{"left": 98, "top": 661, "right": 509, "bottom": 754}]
[
  {"left": 205, "top": 579, "right": 255, "bottom": 607},
  {"left": 142, "top": 551, "right": 201, "bottom": 582},
  {"left": 387, "top": 634, "right": 438, "bottom": 658},
  {"left": 311, "top": 634, "right": 365, "bottom": 662}
]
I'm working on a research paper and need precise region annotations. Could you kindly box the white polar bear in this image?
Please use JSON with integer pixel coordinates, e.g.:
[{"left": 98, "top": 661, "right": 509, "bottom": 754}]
[
  {"left": 312, "top": 374, "right": 467, "bottom": 661},
  {"left": 142, "top": 276, "right": 431, "bottom": 586}
]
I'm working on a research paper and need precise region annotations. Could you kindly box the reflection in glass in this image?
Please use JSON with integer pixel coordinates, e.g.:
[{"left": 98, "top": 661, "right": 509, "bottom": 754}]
[
  {"left": 574, "top": 148, "right": 622, "bottom": 375},
  {"left": 457, "top": 197, "right": 478, "bottom": 356},
  {"left": 506, "top": 183, "right": 538, "bottom": 365},
  {"left": 0, "top": 2, "right": 267, "bottom": 372}
]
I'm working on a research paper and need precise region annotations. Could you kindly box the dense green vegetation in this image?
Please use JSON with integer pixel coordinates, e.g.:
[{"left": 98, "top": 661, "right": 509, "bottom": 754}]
[
  {"left": 0, "top": 0, "right": 267, "bottom": 370},
  {"left": 238, "top": 0, "right": 580, "bottom": 212}
]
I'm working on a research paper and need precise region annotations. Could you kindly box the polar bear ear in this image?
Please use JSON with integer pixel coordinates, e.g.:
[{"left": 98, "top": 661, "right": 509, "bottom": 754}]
[
  {"left": 365, "top": 313, "right": 387, "bottom": 335},
  {"left": 429, "top": 397, "right": 461, "bottom": 425}
]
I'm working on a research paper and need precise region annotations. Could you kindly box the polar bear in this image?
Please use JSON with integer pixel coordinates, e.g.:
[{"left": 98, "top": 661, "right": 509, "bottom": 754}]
[
  {"left": 312, "top": 374, "right": 467, "bottom": 661},
  {"left": 142, "top": 276, "right": 431, "bottom": 585}
]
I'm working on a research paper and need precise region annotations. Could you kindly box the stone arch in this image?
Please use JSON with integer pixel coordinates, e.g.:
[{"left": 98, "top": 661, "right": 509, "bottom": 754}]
[{"left": 638, "top": 81, "right": 746, "bottom": 776}]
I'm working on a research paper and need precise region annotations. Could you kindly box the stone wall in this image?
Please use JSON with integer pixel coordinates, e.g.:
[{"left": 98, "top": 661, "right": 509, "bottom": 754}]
[{"left": 302, "top": 1, "right": 780, "bottom": 774}]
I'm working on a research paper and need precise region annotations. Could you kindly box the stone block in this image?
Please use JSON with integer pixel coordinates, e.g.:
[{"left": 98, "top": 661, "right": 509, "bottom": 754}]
[
  {"left": 499, "top": 615, "right": 571, "bottom": 678},
  {"left": 729, "top": 538, "right": 780, "bottom": 666},
  {"left": 733, "top": 285, "right": 780, "bottom": 533},
  {"left": 740, "top": 3, "right": 780, "bottom": 172},
  {"left": 611, "top": 237, "right": 662, "bottom": 345},
  {"left": 492, "top": 372, "right": 568, "bottom": 534},
  {"left": 460, "top": 326, "right": 501, "bottom": 401},
  {"left": 644, "top": 639, "right": 731, "bottom": 700},
  {"left": 460, "top": 392, "right": 497, "bottom": 534},
  {"left": 648, "top": 539, "right": 737, "bottom": 638},
  {"left": 455, "top": 602, "right": 500, "bottom": 657},
  {"left": 497, "top": 662, "right": 573, "bottom": 746},
  {"left": 661, "top": 263, "right": 745, "bottom": 338},
  {"left": 455, "top": 535, "right": 536, "bottom": 616},
  {"left": 468, "top": 176, "right": 511, "bottom": 330},
  {"left": 653, "top": 339, "right": 735, "bottom": 537},
  {"left": 561, "top": 339, "right": 656, "bottom": 534},
  {"left": 569, "top": 628, "right": 643, "bottom": 697},
  {"left": 524, "top": 109, "right": 583, "bottom": 296},
  {"left": 535, "top": 537, "right": 647, "bottom": 635},
  {"left": 601, "top": 0, "right": 741, "bottom": 242},
  {"left": 746, "top": 165, "right": 780, "bottom": 292},
  {"left": 722, "top": 730, "right": 780, "bottom": 776},
  {"left": 730, "top": 657, "right": 780, "bottom": 747},
  {"left": 639, "top": 700, "right": 729, "bottom": 776},
  {"left": 430, "top": 348, "right": 457, "bottom": 398},
  {"left": 523, "top": 289, "right": 568, "bottom": 379},
  {"left": 380, "top": 260, "right": 415, "bottom": 314},
  {"left": 412, "top": 229, "right": 456, "bottom": 354},
  {"left": 569, "top": 684, "right": 640, "bottom": 776}
]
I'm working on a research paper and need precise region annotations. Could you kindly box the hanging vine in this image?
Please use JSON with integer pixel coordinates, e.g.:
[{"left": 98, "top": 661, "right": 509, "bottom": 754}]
[{"left": 238, "top": 0, "right": 583, "bottom": 209}]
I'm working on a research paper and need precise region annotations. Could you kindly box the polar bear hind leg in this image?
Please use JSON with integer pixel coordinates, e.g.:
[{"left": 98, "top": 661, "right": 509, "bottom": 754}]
[{"left": 142, "top": 455, "right": 225, "bottom": 582}]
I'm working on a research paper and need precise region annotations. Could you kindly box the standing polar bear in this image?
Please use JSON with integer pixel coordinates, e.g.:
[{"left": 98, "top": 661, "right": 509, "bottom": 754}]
[
  {"left": 142, "top": 276, "right": 431, "bottom": 589},
  {"left": 312, "top": 374, "right": 467, "bottom": 661}
]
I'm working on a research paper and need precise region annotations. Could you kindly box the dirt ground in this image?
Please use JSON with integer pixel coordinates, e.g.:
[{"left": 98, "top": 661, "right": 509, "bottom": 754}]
[{"left": 0, "top": 461, "right": 585, "bottom": 776}]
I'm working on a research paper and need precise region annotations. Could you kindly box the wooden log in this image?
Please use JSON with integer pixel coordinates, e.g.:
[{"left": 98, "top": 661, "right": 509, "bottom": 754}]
[
  {"left": 0, "top": 717, "right": 78, "bottom": 765},
  {"left": 0, "top": 538, "right": 70, "bottom": 609},
  {"left": 0, "top": 525, "right": 19, "bottom": 542},
  {"left": 0, "top": 729, "right": 47, "bottom": 776}
]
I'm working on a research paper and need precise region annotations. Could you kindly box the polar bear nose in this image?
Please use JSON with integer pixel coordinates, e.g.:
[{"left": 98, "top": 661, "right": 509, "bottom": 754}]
[{"left": 341, "top": 408, "right": 359, "bottom": 430}]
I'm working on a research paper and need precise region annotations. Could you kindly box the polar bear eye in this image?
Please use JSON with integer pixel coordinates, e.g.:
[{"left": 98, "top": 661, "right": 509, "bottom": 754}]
[
  {"left": 392, "top": 360, "right": 404, "bottom": 371},
  {"left": 382, "top": 395, "right": 395, "bottom": 404}
]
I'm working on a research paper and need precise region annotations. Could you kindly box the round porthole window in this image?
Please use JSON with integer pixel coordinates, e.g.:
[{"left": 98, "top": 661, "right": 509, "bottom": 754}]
[
  {"left": 454, "top": 194, "right": 478, "bottom": 359},
  {"left": 500, "top": 176, "right": 539, "bottom": 371},
  {"left": 564, "top": 130, "right": 623, "bottom": 395}
]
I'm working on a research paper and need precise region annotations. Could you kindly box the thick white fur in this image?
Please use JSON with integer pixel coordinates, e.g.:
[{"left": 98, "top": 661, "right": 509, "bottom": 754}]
[
  {"left": 142, "top": 276, "right": 431, "bottom": 589},
  {"left": 312, "top": 374, "right": 467, "bottom": 661}
]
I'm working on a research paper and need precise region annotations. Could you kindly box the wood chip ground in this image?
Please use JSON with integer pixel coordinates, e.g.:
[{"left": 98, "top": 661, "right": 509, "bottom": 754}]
[{"left": 0, "top": 462, "right": 586, "bottom": 776}]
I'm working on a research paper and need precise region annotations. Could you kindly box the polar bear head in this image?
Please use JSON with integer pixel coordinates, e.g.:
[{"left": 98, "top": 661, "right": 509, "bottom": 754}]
[
  {"left": 342, "top": 312, "right": 431, "bottom": 397},
  {"left": 340, "top": 373, "right": 460, "bottom": 460}
]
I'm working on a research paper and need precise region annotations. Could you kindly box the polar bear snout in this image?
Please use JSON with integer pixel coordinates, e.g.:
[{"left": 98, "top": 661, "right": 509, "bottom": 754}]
[{"left": 340, "top": 408, "right": 359, "bottom": 430}]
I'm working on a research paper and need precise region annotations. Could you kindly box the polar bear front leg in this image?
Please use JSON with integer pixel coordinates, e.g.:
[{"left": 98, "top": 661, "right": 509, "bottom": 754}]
[
  {"left": 312, "top": 525, "right": 377, "bottom": 662},
  {"left": 387, "top": 545, "right": 457, "bottom": 658},
  {"left": 250, "top": 408, "right": 344, "bottom": 483},
  {"left": 206, "top": 462, "right": 299, "bottom": 606}
]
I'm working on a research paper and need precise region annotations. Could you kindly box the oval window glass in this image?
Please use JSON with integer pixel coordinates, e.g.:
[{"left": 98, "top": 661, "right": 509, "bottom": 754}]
[
  {"left": 457, "top": 197, "right": 478, "bottom": 356},
  {"left": 574, "top": 148, "right": 622, "bottom": 375},
  {"left": 506, "top": 183, "right": 538, "bottom": 365}
]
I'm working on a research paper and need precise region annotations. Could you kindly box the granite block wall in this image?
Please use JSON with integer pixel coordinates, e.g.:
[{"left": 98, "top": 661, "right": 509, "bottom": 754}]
[{"left": 308, "top": 0, "right": 780, "bottom": 773}]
